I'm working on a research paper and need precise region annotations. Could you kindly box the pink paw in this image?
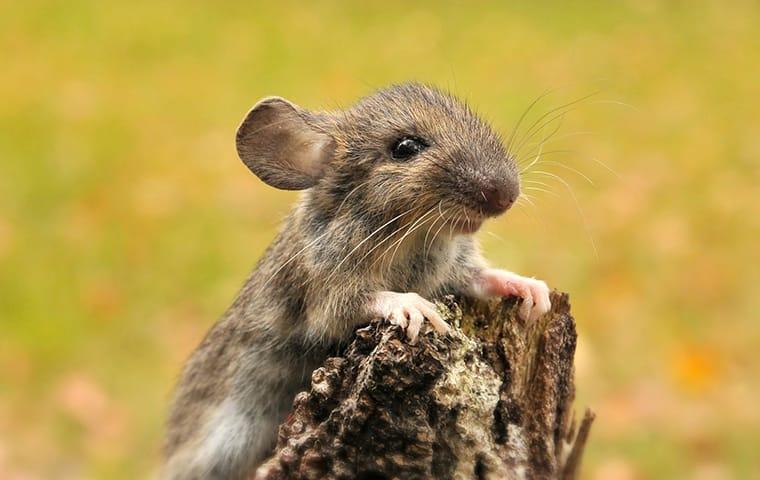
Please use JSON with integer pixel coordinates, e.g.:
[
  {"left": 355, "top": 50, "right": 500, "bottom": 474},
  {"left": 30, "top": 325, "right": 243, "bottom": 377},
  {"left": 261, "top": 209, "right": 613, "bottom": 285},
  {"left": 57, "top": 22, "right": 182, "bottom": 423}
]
[
  {"left": 477, "top": 269, "right": 551, "bottom": 321},
  {"left": 373, "top": 291, "right": 450, "bottom": 343}
]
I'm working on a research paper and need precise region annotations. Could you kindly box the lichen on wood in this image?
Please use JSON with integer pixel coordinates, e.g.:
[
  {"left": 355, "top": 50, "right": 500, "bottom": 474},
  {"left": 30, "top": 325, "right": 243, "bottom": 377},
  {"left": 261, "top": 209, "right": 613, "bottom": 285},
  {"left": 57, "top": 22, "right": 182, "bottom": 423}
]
[{"left": 255, "top": 292, "right": 593, "bottom": 480}]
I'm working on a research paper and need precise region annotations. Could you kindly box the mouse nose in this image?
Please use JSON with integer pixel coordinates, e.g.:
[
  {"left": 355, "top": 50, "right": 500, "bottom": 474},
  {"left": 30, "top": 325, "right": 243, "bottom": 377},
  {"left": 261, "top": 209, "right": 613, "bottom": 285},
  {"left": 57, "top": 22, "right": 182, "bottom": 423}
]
[{"left": 480, "top": 182, "right": 518, "bottom": 216}]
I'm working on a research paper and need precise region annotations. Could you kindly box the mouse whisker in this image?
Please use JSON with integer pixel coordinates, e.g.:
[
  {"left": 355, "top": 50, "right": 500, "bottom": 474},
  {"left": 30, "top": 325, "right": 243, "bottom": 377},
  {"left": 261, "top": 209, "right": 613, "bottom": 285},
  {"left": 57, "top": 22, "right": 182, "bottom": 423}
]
[
  {"left": 519, "top": 136, "right": 547, "bottom": 177},
  {"left": 515, "top": 112, "right": 566, "bottom": 167},
  {"left": 519, "top": 131, "right": 595, "bottom": 158},
  {"left": 377, "top": 182, "right": 427, "bottom": 215},
  {"left": 520, "top": 149, "right": 579, "bottom": 170},
  {"left": 522, "top": 179, "right": 554, "bottom": 189},
  {"left": 485, "top": 230, "right": 505, "bottom": 243},
  {"left": 588, "top": 99, "right": 641, "bottom": 113},
  {"left": 589, "top": 155, "right": 623, "bottom": 179},
  {"left": 526, "top": 151, "right": 621, "bottom": 179},
  {"left": 424, "top": 206, "right": 449, "bottom": 261},
  {"left": 512, "top": 91, "right": 601, "bottom": 156},
  {"left": 344, "top": 229, "right": 397, "bottom": 276},
  {"left": 514, "top": 112, "right": 567, "bottom": 163},
  {"left": 326, "top": 205, "right": 417, "bottom": 281},
  {"left": 529, "top": 160, "right": 595, "bottom": 186},
  {"left": 514, "top": 102, "right": 593, "bottom": 160},
  {"left": 512, "top": 92, "right": 602, "bottom": 164},
  {"left": 448, "top": 207, "right": 461, "bottom": 238},
  {"left": 517, "top": 112, "right": 574, "bottom": 179},
  {"left": 423, "top": 201, "right": 445, "bottom": 252},
  {"left": 521, "top": 149, "right": 621, "bottom": 190},
  {"left": 375, "top": 207, "right": 438, "bottom": 272},
  {"left": 449, "top": 206, "right": 466, "bottom": 237},
  {"left": 386, "top": 214, "right": 438, "bottom": 272},
  {"left": 425, "top": 208, "right": 452, "bottom": 260},
  {"left": 518, "top": 121, "right": 576, "bottom": 166},
  {"left": 358, "top": 206, "right": 435, "bottom": 273},
  {"left": 422, "top": 220, "right": 441, "bottom": 261},
  {"left": 517, "top": 192, "right": 537, "bottom": 208},
  {"left": 513, "top": 197, "right": 538, "bottom": 228},
  {"left": 505, "top": 89, "right": 555, "bottom": 158},
  {"left": 523, "top": 185, "right": 560, "bottom": 197},
  {"left": 532, "top": 169, "right": 598, "bottom": 258}
]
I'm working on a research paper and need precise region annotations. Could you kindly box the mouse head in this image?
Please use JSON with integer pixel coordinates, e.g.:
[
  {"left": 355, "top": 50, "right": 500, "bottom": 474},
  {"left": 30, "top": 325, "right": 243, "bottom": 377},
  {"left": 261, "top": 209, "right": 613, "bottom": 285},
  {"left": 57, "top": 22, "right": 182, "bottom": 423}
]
[{"left": 236, "top": 83, "right": 519, "bottom": 233}]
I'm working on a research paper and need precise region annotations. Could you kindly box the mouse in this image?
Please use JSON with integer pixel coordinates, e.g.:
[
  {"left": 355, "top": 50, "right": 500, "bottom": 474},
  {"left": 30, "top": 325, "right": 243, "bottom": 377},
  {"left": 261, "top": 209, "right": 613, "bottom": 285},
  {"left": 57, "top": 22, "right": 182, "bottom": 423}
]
[{"left": 162, "top": 83, "right": 551, "bottom": 479}]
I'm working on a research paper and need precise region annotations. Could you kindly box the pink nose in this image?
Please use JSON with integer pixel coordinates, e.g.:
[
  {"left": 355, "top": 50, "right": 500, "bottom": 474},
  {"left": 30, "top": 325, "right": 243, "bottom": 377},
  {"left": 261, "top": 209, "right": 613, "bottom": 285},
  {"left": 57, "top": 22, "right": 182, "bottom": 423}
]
[{"left": 481, "top": 185, "right": 517, "bottom": 215}]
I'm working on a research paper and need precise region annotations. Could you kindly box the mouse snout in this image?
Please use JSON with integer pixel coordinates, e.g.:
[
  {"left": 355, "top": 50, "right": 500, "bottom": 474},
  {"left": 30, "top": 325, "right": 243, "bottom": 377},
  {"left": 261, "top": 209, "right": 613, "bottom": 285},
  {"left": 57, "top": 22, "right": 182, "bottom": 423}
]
[{"left": 479, "top": 181, "right": 519, "bottom": 216}]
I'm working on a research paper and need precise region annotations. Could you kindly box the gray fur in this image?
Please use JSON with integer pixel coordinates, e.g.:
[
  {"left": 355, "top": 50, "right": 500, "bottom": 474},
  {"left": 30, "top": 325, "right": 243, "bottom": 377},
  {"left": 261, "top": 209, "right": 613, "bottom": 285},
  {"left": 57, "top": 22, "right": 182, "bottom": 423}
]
[{"left": 163, "top": 83, "right": 520, "bottom": 479}]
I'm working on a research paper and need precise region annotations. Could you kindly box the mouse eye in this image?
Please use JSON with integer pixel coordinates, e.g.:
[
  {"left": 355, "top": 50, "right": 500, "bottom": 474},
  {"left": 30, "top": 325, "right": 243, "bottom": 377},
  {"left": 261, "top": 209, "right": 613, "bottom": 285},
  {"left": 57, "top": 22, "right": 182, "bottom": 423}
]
[{"left": 391, "top": 136, "right": 427, "bottom": 160}]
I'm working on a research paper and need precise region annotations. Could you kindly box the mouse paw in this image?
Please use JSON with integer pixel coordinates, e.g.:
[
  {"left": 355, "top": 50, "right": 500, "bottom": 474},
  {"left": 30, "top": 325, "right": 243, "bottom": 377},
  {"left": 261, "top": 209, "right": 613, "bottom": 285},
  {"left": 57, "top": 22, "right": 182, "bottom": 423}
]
[
  {"left": 372, "top": 291, "right": 450, "bottom": 343},
  {"left": 476, "top": 268, "right": 551, "bottom": 322}
]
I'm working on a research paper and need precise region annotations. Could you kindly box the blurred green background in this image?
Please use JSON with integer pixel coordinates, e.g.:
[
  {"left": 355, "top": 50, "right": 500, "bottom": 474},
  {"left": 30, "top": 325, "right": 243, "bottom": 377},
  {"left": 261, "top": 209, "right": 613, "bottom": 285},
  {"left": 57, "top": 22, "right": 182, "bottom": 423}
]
[{"left": 1, "top": 1, "right": 759, "bottom": 478}]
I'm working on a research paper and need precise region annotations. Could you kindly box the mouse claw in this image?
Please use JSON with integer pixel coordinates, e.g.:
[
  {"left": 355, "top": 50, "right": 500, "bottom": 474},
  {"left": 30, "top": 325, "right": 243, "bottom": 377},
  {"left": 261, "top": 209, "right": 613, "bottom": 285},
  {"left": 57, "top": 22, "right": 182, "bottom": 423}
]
[
  {"left": 477, "top": 268, "right": 551, "bottom": 322},
  {"left": 388, "top": 308, "right": 408, "bottom": 329},
  {"left": 519, "top": 294, "right": 534, "bottom": 322},
  {"left": 373, "top": 291, "right": 450, "bottom": 343}
]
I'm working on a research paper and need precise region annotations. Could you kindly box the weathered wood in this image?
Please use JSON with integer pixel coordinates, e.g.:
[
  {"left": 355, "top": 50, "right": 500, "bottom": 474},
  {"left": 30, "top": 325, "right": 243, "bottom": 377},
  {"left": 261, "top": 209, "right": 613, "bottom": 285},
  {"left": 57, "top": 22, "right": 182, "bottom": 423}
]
[{"left": 255, "top": 292, "right": 593, "bottom": 480}]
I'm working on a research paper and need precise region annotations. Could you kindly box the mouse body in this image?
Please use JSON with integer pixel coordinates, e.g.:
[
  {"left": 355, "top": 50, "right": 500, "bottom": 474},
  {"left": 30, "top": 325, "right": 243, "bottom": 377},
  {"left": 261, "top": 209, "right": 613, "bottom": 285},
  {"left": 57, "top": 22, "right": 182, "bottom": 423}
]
[{"left": 163, "top": 83, "right": 551, "bottom": 479}]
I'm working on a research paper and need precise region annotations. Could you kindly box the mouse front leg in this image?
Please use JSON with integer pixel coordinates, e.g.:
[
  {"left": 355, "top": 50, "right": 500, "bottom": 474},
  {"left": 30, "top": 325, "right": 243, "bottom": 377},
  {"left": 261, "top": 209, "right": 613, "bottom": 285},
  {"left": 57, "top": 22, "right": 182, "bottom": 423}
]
[
  {"left": 470, "top": 268, "right": 551, "bottom": 321},
  {"left": 370, "top": 291, "right": 450, "bottom": 343}
]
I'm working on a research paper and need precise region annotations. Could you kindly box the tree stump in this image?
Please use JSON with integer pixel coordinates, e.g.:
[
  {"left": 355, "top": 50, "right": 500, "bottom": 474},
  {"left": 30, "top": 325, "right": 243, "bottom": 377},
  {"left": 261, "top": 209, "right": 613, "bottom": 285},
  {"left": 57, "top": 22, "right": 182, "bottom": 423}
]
[{"left": 255, "top": 292, "right": 593, "bottom": 480}]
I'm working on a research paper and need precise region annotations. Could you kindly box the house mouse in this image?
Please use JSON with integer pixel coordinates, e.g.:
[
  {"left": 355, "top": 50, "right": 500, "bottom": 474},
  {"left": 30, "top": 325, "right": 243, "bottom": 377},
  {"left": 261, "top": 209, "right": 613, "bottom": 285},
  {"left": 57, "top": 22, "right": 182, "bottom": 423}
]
[{"left": 163, "top": 83, "right": 551, "bottom": 479}]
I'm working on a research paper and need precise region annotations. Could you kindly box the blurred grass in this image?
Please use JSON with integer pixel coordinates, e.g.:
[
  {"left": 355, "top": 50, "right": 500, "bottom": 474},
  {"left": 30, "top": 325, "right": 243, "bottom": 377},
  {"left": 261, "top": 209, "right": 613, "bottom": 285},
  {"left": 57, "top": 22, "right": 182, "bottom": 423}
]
[{"left": 1, "top": 1, "right": 759, "bottom": 478}]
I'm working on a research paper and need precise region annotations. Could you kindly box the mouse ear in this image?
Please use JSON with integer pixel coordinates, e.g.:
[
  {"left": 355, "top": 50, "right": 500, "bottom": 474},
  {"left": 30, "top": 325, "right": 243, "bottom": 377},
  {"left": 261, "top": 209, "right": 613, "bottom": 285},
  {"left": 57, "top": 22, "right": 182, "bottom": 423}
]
[{"left": 236, "top": 97, "right": 335, "bottom": 190}]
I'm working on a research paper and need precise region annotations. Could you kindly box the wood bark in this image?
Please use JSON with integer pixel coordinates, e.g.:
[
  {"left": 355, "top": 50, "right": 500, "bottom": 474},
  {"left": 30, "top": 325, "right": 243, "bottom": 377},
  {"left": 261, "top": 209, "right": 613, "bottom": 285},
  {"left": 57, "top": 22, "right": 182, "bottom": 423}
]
[{"left": 255, "top": 292, "right": 593, "bottom": 480}]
